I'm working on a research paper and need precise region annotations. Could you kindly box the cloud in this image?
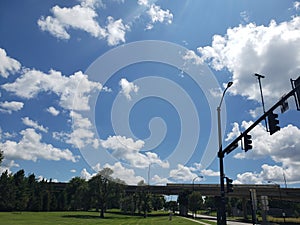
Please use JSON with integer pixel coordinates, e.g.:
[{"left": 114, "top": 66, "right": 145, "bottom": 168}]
[
  {"left": 80, "top": 162, "right": 144, "bottom": 184},
  {"left": 0, "top": 48, "right": 21, "bottom": 78},
  {"left": 47, "top": 106, "right": 60, "bottom": 116},
  {"left": 182, "top": 50, "right": 204, "bottom": 65},
  {"left": 2, "top": 69, "right": 102, "bottom": 111},
  {"left": 233, "top": 122, "right": 300, "bottom": 166},
  {"left": 169, "top": 164, "right": 198, "bottom": 182},
  {"left": 100, "top": 135, "right": 169, "bottom": 168},
  {"left": 226, "top": 120, "right": 300, "bottom": 184},
  {"left": 294, "top": 1, "right": 300, "bottom": 11},
  {"left": 137, "top": 0, "right": 173, "bottom": 30},
  {"left": 151, "top": 174, "right": 170, "bottom": 185},
  {"left": 0, "top": 101, "right": 24, "bottom": 114},
  {"left": 147, "top": 4, "right": 173, "bottom": 25},
  {"left": 235, "top": 171, "right": 263, "bottom": 184},
  {"left": 38, "top": 4, "right": 106, "bottom": 40},
  {"left": 137, "top": 0, "right": 148, "bottom": 6},
  {"left": 225, "top": 122, "right": 240, "bottom": 142},
  {"left": 37, "top": 1, "right": 129, "bottom": 46},
  {"left": 22, "top": 117, "right": 48, "bottom": 133},
  {"left": 235, "top": 163, "right": 300, "bottom": 185},
  {"left": 1, "top": 128, "right": 78, "bottom": 162},
  {"left": 119, "top": 78, "right": 139, "bottom": 100},
  {"left": 0, "top": 159, "right": 19, "bottom": 174},
  {"left": 103, "top": 162, "right": 144, "bottom": 185},
  {"left": 201, "top": 168, "right": 219, "bottom": 177},
  {"left": 80, "top": 168, "right": 95, "bottom": 180},
  {"left": 106, "top": 17, "right": 130, "bottom": 46},
  {"left": 53, "top": 111, "right": 99, "bottom": 149},
  {"left": 197, "top": 16, "right": 300, "bottom": 107}
]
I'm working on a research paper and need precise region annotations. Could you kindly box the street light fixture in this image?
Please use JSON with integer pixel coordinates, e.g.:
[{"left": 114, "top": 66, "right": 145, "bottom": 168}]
[
  {"left": 192, "top": 175, "right": 204, "bottom": 192},
  {"left": 217, "top": 81, "right": 233, "bottom": 225}
]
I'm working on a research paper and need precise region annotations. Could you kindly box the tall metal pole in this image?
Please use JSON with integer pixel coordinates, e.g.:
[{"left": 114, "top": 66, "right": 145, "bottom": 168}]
[
  {"left": 217, "top": 106, "right": 226, "bottom": 225},
  {"left": 217, "top": 81, "right": 233, "bottom": 225},
  {"left": 255, "top": 73, "right": 268, "bottom": 130}
]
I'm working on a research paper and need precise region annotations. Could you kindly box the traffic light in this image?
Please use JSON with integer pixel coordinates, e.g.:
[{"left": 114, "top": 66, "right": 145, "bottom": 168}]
[
  {"left": 226, "top": 177, "right": 233, "bottom": 193},
  {"left": 243, "top": 134, "right": 252, "bottom": 152},
  {"left": 268, "top": 112, "right": 280, "bottom": 135},
  {"left": 295, "top": 76, "right": 300, "bottom": 109}
]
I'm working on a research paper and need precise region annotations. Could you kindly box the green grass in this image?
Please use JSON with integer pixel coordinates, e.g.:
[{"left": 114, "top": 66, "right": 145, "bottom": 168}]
[{"left": 0, "top": 211, "right": 200, "bottom": 225}]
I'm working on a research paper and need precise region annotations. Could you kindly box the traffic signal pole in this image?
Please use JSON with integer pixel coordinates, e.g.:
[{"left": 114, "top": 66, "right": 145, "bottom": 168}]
[
  {"left": 217, "top": 77, "right": 299, "bottom": 225},
  {"left": 223, "top": 81, "right": 300, "bottom": 156}
]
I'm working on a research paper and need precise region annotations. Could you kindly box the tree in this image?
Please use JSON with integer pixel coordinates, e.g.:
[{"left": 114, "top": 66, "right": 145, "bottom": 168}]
[
  {"left": 13, "top": 169, "right": 29, "bottom": 211},
  {"left": 88, "top": 168, "right": 113, "bottom": 218},
  {"left": 66, "top": 177, "right": 88, "bottom": 210},
  {"left": 136, "top": 180, "right": 151, "bottom": 217},
  {"left": 0, "top": 150, "right": 3, "bottom": 165},
  {"left": 189, "top": 191, "right": 203, "bottom": 218},
  {"left": 177, "top": 190, "right": 190, "bottom": 216},
  {"left": 0, "top": 170, "right": 15, "bottom": 211},
  {"left": 151, "top": 194, "right": 165, "bottom": 211}
]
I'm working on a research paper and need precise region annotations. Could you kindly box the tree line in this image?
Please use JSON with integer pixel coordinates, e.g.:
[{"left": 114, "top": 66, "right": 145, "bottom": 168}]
[{"left": 0, "top": 168, "right": 166, "bottom": 218}]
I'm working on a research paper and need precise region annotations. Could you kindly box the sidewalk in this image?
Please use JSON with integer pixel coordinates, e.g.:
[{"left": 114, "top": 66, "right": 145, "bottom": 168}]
[{"left": 182, "top": 213, "right": 254, "bottom": 225}]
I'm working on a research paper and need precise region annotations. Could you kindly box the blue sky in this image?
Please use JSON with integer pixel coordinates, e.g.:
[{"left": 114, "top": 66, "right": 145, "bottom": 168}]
[{"left": 1, "top": 0, "right": 300, "bottom": 187}]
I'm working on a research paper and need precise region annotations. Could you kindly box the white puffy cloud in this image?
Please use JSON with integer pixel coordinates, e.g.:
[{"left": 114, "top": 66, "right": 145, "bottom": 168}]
[
  {"left": 201, "top": 168, "right": 219, "bottom": 177},
  {"left": 106, "top": 17, "right": 129, "bottom": 46},
  {"left": 235, "top": 163, "right": 300, "bottom": 185},
  {"left": 22, "top": 117, "right": 48, "bottom": 133},
  {"left": 2, "top": 69, "right": 102, "bottom": 111},
  {"left": 137, "top": 0, "right": 173, "bottom": 30},
  {"left": 81, "top": 162, "right": 144, "bottom": 184},
  {"left": 226, "top": 120, "right": 300, "bottom": 184},
  {"left": 0, "top": 159, "right": 19, "bottom": 174},
  {"left": 169, "top": 164, "right": 198, "bottom": 182},
  {"left": 225, "top": 122, "right": 240, "bottom": 142},
  {"left": 197, "top": 16, "right": 300, "bottom": 107},
  {"left": 47, "top": 106, "right": 60, "bottom": 116},
  {"left": 294, "top": 1, "right": 300, "bottom": 10},
  {"left": 53, "top": 111, "right": 99, "bottom": 149},
  {"left": 151, "top": 174, "right": 170, "bottom": 185},
  {"left": 103, "top": 162, "right": 144, "bottom": 185},
  {"left": 1, "top": 128, "right": 78, "bottom": 162},
  {"left": 38, "top": 4, "right": 106, "bottom": 40},
  {"left": 0, "top": 101, "right": 24, "bottom": 114},
  {"left": 147, "top": 4, "right": 173, "bottom": 25},
  {"left": 182, "top": 50, "right": 204, "bottom": 65},
  {"left": 100, "top": 135, "right": 169, "bottom": 168},
  {"left": 137, "top": 0, "right": 148, "bottom": 6},
  {"left": 80, "top": 168, "right": 95, "bottom": 180},
  {"left": 233, "top": 122, "right": 300, "bottom": 166},
  {"left": 0, "top": 48, "right": 21, "bottom": 78},
  {"left": 235, "top": 171, "right": 263, "bottom": 184},
  {"left": 38, "top": 1, "right": 129, "bottom": 46},
  {"left": 119, "top": 78, "right": 139, "bottom": 100}
]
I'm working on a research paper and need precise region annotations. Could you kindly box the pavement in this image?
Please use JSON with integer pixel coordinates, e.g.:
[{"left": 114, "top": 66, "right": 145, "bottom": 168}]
[{"left": 181, "top": 213, "right": 255, "bottom": 225}]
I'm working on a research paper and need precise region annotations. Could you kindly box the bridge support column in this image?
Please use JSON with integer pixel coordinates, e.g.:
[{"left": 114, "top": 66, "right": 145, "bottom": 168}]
[{"left": 242, "top": 198, "right": 248, "bottom": 220}]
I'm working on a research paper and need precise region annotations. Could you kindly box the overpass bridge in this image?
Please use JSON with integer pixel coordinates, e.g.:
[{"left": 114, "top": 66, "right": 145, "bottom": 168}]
[
  {"left": 51, "top": 182, "right": 300, "bottom": 201},
  {"left": 125, "top": 183, "right": 300, "bottom": 201}
]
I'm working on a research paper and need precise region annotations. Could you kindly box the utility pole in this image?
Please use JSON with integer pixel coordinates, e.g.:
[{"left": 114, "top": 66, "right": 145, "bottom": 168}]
[{"left": 255, "top": 73, "right": 268, "bottom": 130}]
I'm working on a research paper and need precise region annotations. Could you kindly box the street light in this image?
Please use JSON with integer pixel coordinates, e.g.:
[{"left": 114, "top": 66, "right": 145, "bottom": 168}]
[
  {"left": 217, "top": 81, "right": 233, "bottom": 225},
  {"left": 268, "top": 181, "right": 286, "bottom": 224},
  {"left": 192, "top": 175, "right": 204, "bottom": 192}
]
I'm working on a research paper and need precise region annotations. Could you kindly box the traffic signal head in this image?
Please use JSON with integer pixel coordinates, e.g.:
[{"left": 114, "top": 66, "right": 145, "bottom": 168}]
[
  {"left": 268, "top": 112, "right": 280, "bottom": 135},
  {"left": 243, "top": 134, "right": 252, "bottom": 152},
  {"left": 226, "top": 177, "right": 233, "bottom": 193},
  {"left": 295, "top": 76, "right": 300, "bottom": 109}
]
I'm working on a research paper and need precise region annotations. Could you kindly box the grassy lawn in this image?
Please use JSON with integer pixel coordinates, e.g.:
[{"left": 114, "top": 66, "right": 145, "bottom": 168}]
[{"left": 0, "top": 211, "right": 200, "bottom": 225}]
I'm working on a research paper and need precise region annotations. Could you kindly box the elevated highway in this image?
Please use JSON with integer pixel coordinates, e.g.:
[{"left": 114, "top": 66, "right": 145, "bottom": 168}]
[{"left": 125, "top": 183, "right": 300, "bottom": 201}]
